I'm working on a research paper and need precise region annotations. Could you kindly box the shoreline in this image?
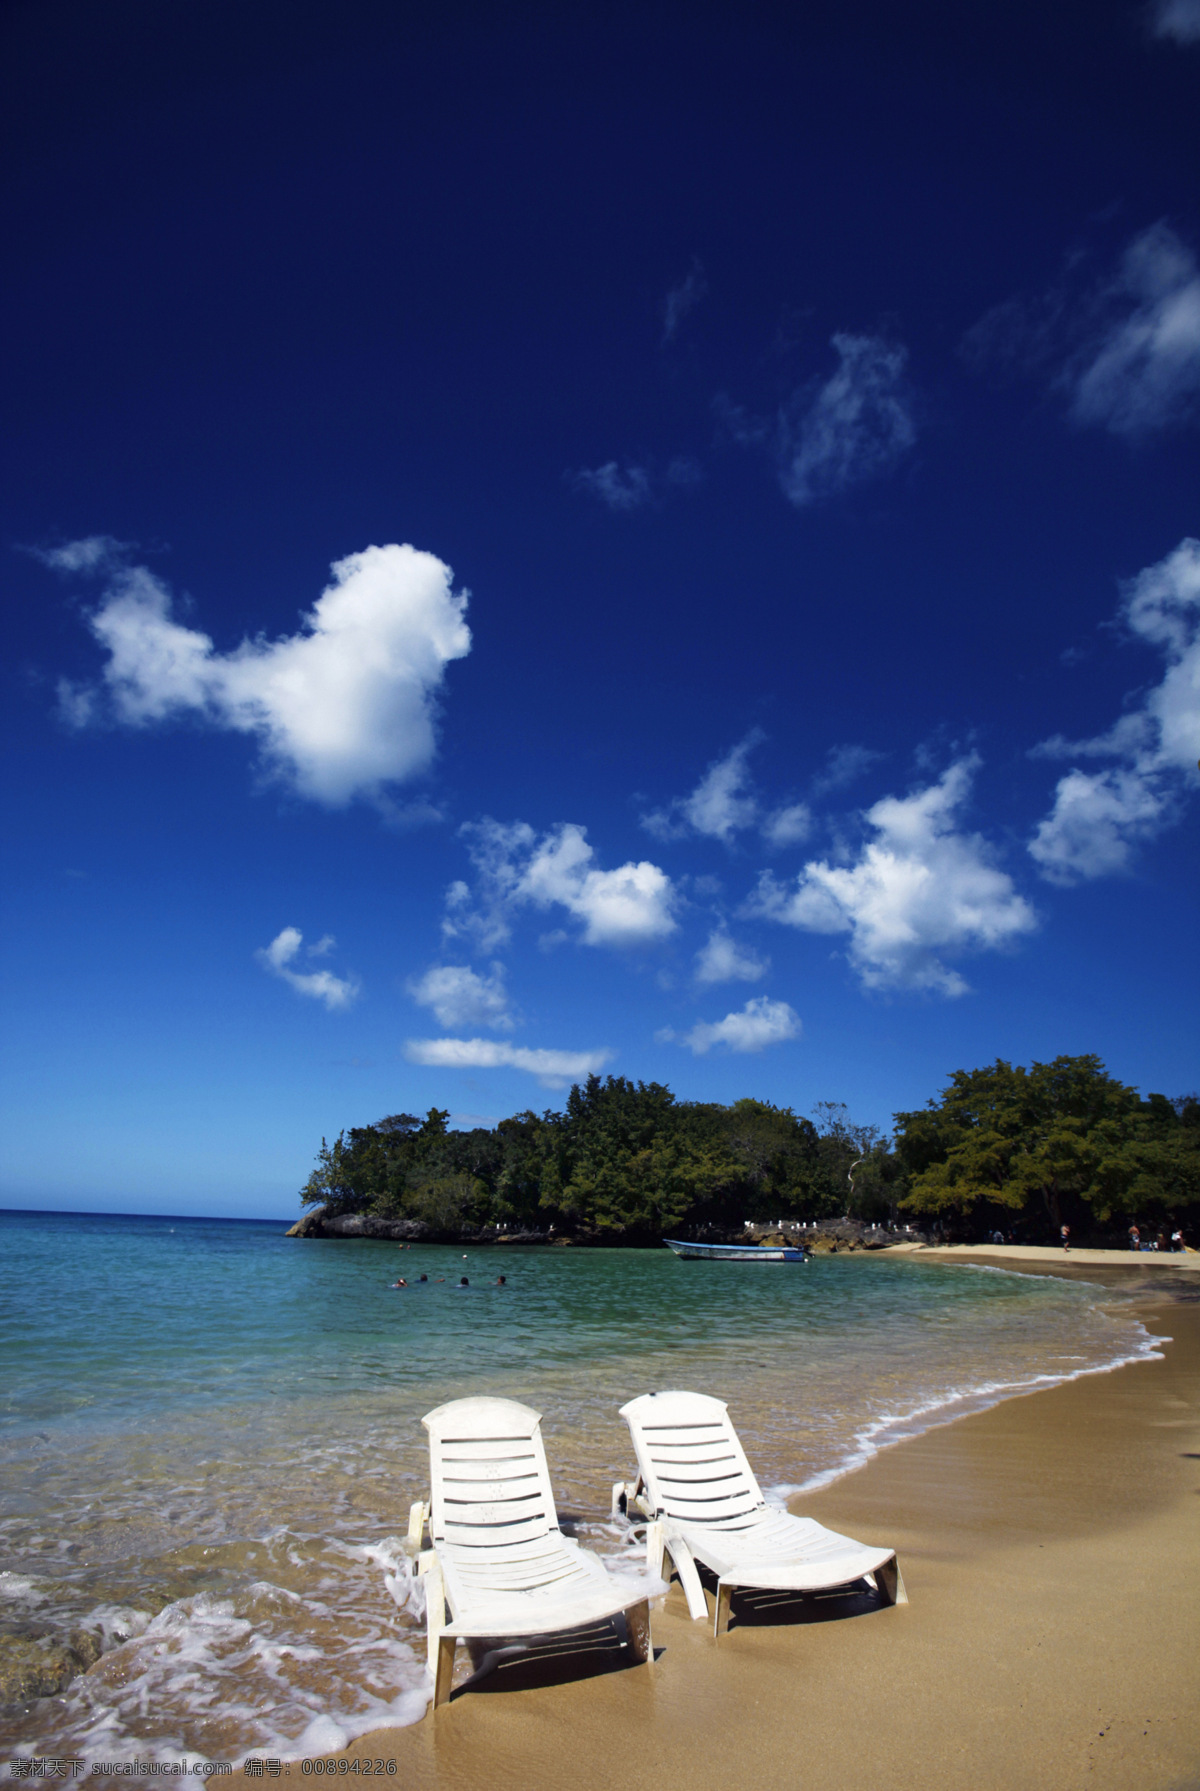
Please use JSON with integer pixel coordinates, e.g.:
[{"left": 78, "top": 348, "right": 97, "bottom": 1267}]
[
  {"left": 228, "top": 1274, "right": 1199, "bottom": 1791},
  {"left": 881, "top": 1240, "right": 1200, "bottom": 1271}
]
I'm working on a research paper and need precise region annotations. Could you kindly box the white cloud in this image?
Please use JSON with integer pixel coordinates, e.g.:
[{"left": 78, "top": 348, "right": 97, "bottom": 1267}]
[
  {"left": 694, "top": 929, "right": 768, "bottom": 985},
  {"left": 50, "top": 542, "right": 471, "bottom": 804},
  {"left": 568, "top": 462, "right": 653, "bottom": 511},
  {"left": 257, "top": 927, "right": 359, "bottom": 1009},
  {"left": 36, "top": 535, "right": 129, "bottom": 574},
  {"left": 1069, "top": 224, "right": 1200, "bottom": 437},
  {"left": 1029, "top": 538, "right": 1200, "bottom": 882},
  {"left": 408, "top": 963, "right": 513, "bottom": 1030},
  {"left": 780, "top": 334, "right": 916, "bottom": 507},
  {"left": 403, "top": 1036, "right": 612, "bottom": 1089},
  {"left": 668, "top": 996, "right": 800, "bottom": 1055},
  {"left": 1028, "top": 769, "right": 1169, "bottom": 884},
  {"left": 643, "top": 733, "right": 762, "bottom": 843},
  {"left": 761, "top": 803, "right": 812, "bottom": 847},
  {"left": 749, "top": 758, "right": 1036, "bottom": 996},
  {"left": 443, "top": 819, "right": 678, "bottom": 952},
  {"left": 810, "top": 742, "right": 884, "bottom": 796},
  {"left": 1152, "top": 0, "right": 1200, "bottom": 43},
  {"left": 663, "top": 259, "right": 708, "bottom": 343}
]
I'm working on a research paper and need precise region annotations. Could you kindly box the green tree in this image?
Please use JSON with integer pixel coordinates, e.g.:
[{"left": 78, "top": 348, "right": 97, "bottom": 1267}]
[{"left": 895, "top": 1057, "right": 1200, "bottom": 1235}]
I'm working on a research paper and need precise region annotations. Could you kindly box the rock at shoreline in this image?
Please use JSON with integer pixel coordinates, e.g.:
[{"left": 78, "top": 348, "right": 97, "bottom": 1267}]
[{"left": 0, "top": 1629, "right": 102, "bottom": 1707}]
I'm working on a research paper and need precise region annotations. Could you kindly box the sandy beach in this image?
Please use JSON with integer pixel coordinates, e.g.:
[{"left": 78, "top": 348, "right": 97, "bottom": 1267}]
[{"left": 216, "top": 1265, "right": 1200, "bottom": 1791}]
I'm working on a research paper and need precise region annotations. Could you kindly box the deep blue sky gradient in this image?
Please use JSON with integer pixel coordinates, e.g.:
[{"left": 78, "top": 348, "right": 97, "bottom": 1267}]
[{"left": 2, "top": 0, "right": 1197, "bottom": 1215}]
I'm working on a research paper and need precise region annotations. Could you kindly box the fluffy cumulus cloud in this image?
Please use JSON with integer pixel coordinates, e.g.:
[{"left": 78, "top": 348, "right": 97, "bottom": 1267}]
[
  {"left": 643, "top": 733, "right": 762, "bottom": 843},
  {"left": 48, "top": 540, "right": 471, "bottom": 804},
  {"left": 1152, "top": 0, "right": 1200, "bottom": 43},
  {"left": 256, "top": 927, "right": 359, "bottom": 1009},
  {"left": 693, "top": 929, "right": 768, "bottom": 985},
  {"left": 748, "top": 758, "right": 1036, "bottom": 996},
  {"left": 1069, "top": 224, "right": 1200, "bottom": 438},
  {"left": 443, "top": 819, "right": 678, "bottom": 952},
  {"left": 403, "top": 1036, "right": 611, "bottom": 1089},
  {"left": 663, "top": 996, "right": 800, "bottom": 1055},
  {"left": 1029, "top": 538, "right": 1200, "bottom": 882},
  {"left": 407, "top": 963, "right": 513, "bottom": 1030},
  {"left": 779, "top": 334, "right": 916, "bottom": 507}
]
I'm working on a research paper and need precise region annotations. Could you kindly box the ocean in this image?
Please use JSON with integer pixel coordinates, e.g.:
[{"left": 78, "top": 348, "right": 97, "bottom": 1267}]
[{"left": 0, "top": 1208, "right": 1163, "bottom": 1763}]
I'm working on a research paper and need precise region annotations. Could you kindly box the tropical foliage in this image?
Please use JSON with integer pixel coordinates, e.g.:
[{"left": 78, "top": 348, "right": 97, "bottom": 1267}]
[
  {"left": 301, "top": 1058, "right": 1199, "bottom": 1241},
  {"left": 893, "top": 1055, "right": 1200, "bottom": 1233}
]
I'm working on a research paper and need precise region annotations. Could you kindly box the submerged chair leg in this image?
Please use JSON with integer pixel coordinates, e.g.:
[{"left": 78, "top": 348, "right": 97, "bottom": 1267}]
[
  {"left": 624, "top": 1599, "right": 652, "bottom": 1664},
  {"left": 666, "top": 1538, "right": 709, "bottom": 1622},
  {"left": 714, "top": 1582, "right": 734, "bottom": 1639},
  {"left": 433, "top": 1633, "right": 457, "bottom": 1708},
  {"left": 645, "top": 1520, "right": 666, "bottom": 1580},
  {"left": 876, "top": 1556, "right": 908, "bottom": 1605}
]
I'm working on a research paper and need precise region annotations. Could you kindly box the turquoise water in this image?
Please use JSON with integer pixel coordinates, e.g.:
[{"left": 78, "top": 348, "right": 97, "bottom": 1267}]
[{"left": 1, "top": 1210, "right": 1160, "bottom": 1762}]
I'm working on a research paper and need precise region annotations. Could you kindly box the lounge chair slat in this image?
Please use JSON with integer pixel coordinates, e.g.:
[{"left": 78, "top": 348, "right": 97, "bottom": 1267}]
[
  {"left": 619, "top": 1389, "right": 904, "bottom": 1637},
  {"left": 419, "top": 1395, "right": 655, "bottom": 1708}
]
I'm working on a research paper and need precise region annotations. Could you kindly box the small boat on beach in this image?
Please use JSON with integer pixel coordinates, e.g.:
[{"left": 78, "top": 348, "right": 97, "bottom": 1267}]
[{"left": 663, "top": 1238, "right": 808, "bottom": 1263}]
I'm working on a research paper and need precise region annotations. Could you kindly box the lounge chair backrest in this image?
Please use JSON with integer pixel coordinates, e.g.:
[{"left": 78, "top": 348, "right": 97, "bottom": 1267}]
[
  {"left": 619, "top": 1390, "right": 765, "bottom": 1526},
  {"left": 422, "top": 1396, "right": 561, "bottom": 1548}
]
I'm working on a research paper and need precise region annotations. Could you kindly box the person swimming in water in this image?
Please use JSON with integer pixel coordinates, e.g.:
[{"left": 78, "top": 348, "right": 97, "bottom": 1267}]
[
  {"left": 418, "top": 1273, "right": 428, "bottom": 1282},
  {"left": 459, "top": 1276, "right": 469, "bottom": 1286},
  {"left": 495, "top": 1275, "right": 507, "bottom": 1286},
  {"left": 391, "top": 1278, "right": 407, "bottom": 1288}
]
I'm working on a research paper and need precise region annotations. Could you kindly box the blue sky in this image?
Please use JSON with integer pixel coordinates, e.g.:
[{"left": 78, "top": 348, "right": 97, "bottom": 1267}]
[{"left": 2, "top": 0, "right": 1198, "bottom": 1218}]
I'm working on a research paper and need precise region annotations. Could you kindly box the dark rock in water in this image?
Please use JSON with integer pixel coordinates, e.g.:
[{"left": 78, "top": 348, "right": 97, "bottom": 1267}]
[
  {"left": 285, "top": 1208, "right": 328, "bottom": 1237},
  {"left": 0, "top": 1630, "right": 101, "bottom": 1705}
]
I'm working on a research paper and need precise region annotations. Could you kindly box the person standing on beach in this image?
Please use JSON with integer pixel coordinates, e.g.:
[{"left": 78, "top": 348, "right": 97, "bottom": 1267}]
[
  {"left": 1061, "top": 1224, "right": 1070, "bottom": 1252},
  {"left": 1129, "top": 1223, "right": 1140, "bottom": 1253}
]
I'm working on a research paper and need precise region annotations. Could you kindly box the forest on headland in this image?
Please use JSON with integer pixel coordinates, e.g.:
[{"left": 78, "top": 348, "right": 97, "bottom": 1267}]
[{"left": 300, "top": 1055, "right": 1200, "bottom": 1245}]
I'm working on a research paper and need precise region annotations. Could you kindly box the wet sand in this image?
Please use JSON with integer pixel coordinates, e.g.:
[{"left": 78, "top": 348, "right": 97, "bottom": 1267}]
[
  {"left": 882, "top": 1241, "right": 1200, "bottom": 1272},
  {"left": 230, "top": 1282, "right": 1200, "bottom": 1791}
]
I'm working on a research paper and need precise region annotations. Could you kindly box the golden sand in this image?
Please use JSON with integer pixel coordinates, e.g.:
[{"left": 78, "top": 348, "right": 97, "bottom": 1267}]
[{"left": 226, "top": 1279, "right": 1200, "bottom": 1791}]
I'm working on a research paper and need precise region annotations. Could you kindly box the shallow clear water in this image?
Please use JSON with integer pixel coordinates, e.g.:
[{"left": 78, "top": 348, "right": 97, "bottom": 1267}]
[{"left": 0, "top": 1209, "right": 1161, "bottom": 1762}]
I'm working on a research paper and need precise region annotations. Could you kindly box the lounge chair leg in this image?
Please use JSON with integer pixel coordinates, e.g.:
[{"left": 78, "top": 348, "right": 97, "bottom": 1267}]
[
  {"left": 433, "top": 1633, "right": 457, "bottom": 1708},
  {"left": 624, "top": 1599, "right": 652, "bottom": 1665},
  {"left": 714, "top": 1582, "right": 734, "bottom": 1639},
  {"left": 611, "top": 1480, "right": 628, "bottom": 1521},
  {"left": 424, "top": 1555, "right": 448, "bottom": 1679},
  {"left": 645, "top": 1520, "right": 665, "bottom": 1579},
  {"left": 667, "top": 1539, "right": 709, "bottom": 1622},
  {"left": 876, "top": 1556, "right": 908, "bottom": 1605}
]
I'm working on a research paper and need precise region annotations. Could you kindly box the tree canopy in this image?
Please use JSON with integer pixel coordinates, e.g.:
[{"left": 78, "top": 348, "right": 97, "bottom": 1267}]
[
  {"left": 300, "top": 1058, "right": 1199, "bottom": 1242},
  {"left": 893, "top": 1056, "right": 1200, "bottom": 1232}
]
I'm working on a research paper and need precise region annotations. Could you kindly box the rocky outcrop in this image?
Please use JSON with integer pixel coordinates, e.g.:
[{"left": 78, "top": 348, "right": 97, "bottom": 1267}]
[
  {"left": 287, "top": 1208, "right": 556, "bottom": 1245},
  {"left": 286, "top": 1209, "right": 928, "bottom": 1249},
  {"left": 284, "top": 1207, "right": 329, "bottom": 1237},
  {"left": 0, "top": 1628, "right": 102, "bottom": 1707}
]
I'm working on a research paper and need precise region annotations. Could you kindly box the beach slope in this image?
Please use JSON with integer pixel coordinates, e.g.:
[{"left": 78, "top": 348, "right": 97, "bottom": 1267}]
[{"left": 237, "top": 1294, "right": 1200, "bottom": 1791}]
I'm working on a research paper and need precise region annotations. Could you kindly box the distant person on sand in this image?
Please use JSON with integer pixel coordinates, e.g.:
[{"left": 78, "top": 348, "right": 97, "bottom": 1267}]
[
  {"left": 1060, "top": 1225, "right": 1069, "bottom": 1252},
  {"left": 1171, "top": 1229, "right": 1184, "bottom": 1252},
  {"left": 1129, "top": 1224, "right": 1140, "bottom": 1253}
]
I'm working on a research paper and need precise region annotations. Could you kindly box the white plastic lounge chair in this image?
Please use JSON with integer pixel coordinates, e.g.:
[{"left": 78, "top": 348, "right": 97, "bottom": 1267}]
[
  {"left": 408, "top": 1396, "right": 652, "bottom": 1707},
  {"left": 616, "top": 1389, "right": 906, "bottom": 1637}
]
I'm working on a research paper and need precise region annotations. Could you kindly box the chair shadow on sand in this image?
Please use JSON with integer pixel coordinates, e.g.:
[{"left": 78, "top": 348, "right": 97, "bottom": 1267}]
[{"left": 444, "top": 1558, "right": 888, "bottom": 1701}]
